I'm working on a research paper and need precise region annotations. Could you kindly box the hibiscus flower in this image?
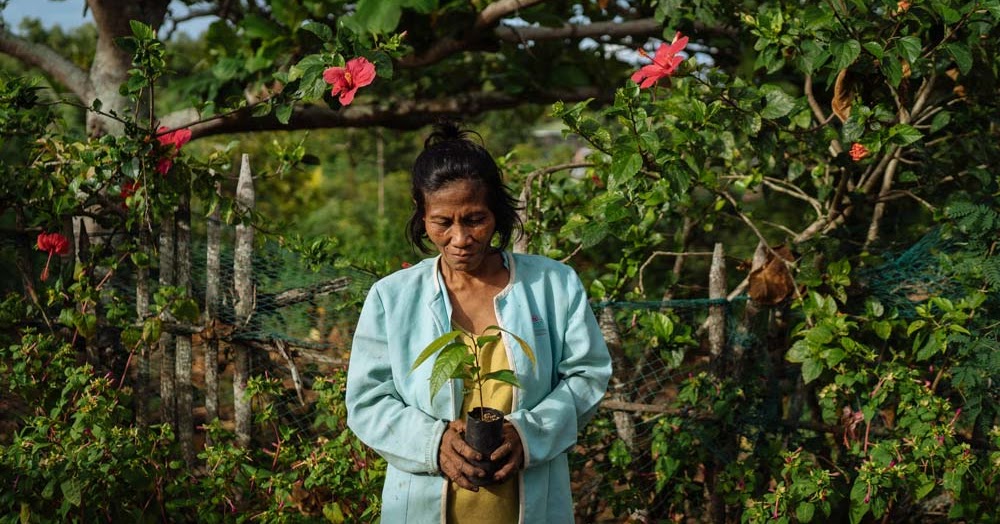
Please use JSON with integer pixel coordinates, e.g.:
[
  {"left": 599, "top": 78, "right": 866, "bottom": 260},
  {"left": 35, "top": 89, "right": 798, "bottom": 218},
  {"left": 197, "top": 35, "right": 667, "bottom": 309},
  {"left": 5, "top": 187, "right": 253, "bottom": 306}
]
[
  {"left": 120, "top": 180, "right": 142, "bottom": 208},
  {"left": 155, "top": 126, "right": 192, "bottom": 175},
  {"left": 323, "top": 57, "right": 376, "bottom": 106},
  {"left": 36, "top": 231, "right": 70, "bottom": 282},
  {"left": 849, "top": 143, "right": 870, "bottom": 161},
  {"left": 632, "top": 32, "right": 689, "bottom": 89}
]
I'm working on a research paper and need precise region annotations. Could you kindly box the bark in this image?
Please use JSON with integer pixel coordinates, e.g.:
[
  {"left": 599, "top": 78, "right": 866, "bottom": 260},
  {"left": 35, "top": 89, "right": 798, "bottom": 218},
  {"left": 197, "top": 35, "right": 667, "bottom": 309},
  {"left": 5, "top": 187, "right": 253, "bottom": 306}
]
[{"left": 86, "top": 0, "right": 169, "bottom": 136}]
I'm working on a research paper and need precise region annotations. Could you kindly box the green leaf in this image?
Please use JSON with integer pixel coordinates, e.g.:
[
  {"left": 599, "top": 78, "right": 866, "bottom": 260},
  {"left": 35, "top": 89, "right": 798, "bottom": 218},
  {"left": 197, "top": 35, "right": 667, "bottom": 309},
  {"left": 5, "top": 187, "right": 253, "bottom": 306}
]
[
  {"left": 945, "top": 43, "right": 972, "bottom": 75},
  {"left": 428, "top": 343, "right": 468, "bottom": 399},
  {"left": 889, "top": 124, "right": 922, "bottom": 146},
  {"left": 799, "top": 39, "right": 830, "bottom": 74},
  {"left": 895, "top": 36, "right": 922, "bottom": 64},
  {"left": 352, "top": 0, "right": 403, "bottom": 34},
  {"left": 830, "top": 39, "right": 861, "bottom": 71},
  {"left": 802, "top": 358, "right": 823, "bottom": 383},
  {"left": 873, "top": 320, "right": 892, "bottom": 341},
  {"left": 129, "top": 20, "right": 155, "bottom": 40},
  {"left": 916, "top": 334, "right": 940, "bottom": 361},
  {"left": 275, "top": 103, "right": 293, "bottom": 125},
  {"left": 930, "top": 111, "right": 951, "bottom": 134},
  {"left": 241, "top": 14, "right": 282, "bottom": 40},
  {"left": 486, "top": 325, "right": 536, "bottom": 365},
  {"left": 142, "top": 318, "right": 162, "bottom": 344},
  {"left": 476, "top": 334, "right": 501, "bottom": 347},
  {"left": 610, "top": 151, "right": 642, "bottom": 183},
  {"left": 881, "top": 57, "right": 903, "bottom": 88},
  {"left": 301, "top": 22, "right": 333, "bottom": 42},
  {"left": 401, "top": 0, "right": 438, "bottom": 13},
  {"left": 760, "top": 84, "right": 795, "bottom": 119},
  {"left": 907, "top": 319, "right": 926, "bottom": 336},
  {"left": 410, "top": 330, "right": 464, "bottom": 371},
  {"left": 797, "top": 501, "right": 816, "bottom": 522},
  {"left": 862, "top": 41, "right": 884, "bottom": 59},
  {"left": 61, "top": 478, "right": 82, "bottom": 507},
  {"left": 481, "top": 369, "right": 521, "bottom": 388}
]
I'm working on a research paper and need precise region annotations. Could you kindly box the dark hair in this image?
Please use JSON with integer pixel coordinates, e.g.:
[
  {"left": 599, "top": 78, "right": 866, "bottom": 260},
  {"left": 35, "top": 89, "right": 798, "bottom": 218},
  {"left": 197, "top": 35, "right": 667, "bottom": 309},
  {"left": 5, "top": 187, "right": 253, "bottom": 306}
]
[{"left": 406, "top": 121, "right": 522, "bottom": 253}]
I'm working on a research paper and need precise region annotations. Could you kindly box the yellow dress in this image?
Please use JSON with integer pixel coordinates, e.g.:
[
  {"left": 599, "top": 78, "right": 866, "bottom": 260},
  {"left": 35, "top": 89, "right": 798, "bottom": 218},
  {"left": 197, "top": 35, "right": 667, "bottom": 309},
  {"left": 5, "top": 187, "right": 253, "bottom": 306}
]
[{"left": 446, "top": 330, "right": 519, "bottom": 523}]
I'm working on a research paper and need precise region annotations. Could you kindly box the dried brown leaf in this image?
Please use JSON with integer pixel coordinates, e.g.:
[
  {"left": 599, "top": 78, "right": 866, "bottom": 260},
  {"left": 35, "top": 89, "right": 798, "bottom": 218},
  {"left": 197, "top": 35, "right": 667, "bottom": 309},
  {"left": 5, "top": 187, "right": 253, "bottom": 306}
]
[
  {"left": 832, "top": 69, "right": 853, "bottom": 123},
  {"left": 747, "top": 245, "right": 796, "bottom": 306}
]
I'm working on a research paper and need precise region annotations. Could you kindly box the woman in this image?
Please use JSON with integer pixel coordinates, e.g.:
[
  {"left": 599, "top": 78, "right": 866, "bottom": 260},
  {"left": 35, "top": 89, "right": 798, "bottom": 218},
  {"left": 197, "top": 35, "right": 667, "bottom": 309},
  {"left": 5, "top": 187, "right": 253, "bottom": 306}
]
[{"left": 346, "top": 122, "right": 611, "bottom": 523}]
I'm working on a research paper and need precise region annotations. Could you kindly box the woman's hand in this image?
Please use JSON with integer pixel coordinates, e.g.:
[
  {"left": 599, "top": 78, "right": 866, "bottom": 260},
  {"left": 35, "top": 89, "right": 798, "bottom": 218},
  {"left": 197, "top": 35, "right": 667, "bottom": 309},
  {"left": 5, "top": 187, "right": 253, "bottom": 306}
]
[
  {"left": 438, "top": 420, "right": 486, "bottom": 491},
  {"left": 490, "top": 422, "right": 524, "bottom": 482}
]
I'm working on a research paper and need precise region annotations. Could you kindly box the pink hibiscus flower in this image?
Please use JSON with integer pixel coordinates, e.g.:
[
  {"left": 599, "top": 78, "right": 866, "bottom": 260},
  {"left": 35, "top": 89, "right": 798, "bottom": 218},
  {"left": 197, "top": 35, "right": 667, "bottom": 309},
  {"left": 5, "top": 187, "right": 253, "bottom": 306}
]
[
  {"left": 632, "top": 32, "right": 689, "bottom": 89},
  {"left": 323, "top": 57, "right": 376, "bottom": 106}
]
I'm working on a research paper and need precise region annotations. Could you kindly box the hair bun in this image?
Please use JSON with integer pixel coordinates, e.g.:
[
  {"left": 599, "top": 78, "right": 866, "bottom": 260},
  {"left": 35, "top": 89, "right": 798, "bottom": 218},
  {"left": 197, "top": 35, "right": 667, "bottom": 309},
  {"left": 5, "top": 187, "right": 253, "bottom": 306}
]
[{"left": 424, "top": 120, "right": 470, "bottom": 148}]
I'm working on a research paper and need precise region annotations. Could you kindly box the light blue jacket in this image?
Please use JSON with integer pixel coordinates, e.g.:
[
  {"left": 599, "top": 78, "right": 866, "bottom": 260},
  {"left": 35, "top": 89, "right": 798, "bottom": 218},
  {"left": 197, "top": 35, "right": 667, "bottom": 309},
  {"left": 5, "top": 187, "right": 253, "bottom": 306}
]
[{"left": 346, "top": 252, "right": 611, "bottom": 523}]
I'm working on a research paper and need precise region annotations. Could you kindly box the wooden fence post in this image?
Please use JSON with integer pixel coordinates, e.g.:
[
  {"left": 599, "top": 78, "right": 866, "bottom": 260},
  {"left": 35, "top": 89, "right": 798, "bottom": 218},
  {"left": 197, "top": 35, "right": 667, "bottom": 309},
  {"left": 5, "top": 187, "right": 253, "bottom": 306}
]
[
  {"left": 135, "top": 236, "right": 150, "bottom": 427},
  {"left": 175, "top": 194, "right": 194, "bottom": 465},
  {"left": 204, "top": 182, "right": 221, "bottom": 441},
  {"left": 707, "top": 242, "right": 726, "bottom": 359},
  {"left": 233, "top": 154, "right": 255, "bottom": 448},
  {"left": 159, "top": 217, "right": 176, "bottom": 430}
]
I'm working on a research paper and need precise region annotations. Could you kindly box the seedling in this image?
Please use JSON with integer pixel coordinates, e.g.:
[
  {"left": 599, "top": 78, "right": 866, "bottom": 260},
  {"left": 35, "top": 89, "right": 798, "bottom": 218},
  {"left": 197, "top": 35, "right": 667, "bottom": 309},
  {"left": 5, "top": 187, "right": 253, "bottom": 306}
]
[{"left": 410, "top": 325, "right": 535, "bottom": 411}]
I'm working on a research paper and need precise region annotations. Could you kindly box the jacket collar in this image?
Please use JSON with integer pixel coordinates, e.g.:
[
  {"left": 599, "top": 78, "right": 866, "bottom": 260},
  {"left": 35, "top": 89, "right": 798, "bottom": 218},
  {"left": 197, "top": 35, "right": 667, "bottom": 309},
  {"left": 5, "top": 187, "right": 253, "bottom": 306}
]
[{"left": 427, "top": 251, "right": 516, "bottom": 332}]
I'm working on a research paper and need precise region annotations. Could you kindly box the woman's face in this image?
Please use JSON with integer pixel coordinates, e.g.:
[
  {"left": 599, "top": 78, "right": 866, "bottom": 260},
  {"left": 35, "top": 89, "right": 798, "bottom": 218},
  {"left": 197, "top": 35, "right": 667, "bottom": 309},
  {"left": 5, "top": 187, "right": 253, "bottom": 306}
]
[{"left": 422, "top": 179, "right": 497, "bottom": 274}]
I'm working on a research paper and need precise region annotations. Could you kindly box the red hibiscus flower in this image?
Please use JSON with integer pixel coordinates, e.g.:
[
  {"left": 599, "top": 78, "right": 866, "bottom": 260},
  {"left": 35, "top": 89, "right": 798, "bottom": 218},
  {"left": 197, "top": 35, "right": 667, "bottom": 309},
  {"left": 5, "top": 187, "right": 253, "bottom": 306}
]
[
  {"left": 323, "top": 57, "right": 376, "bottom": 106},
  {"left": 401, "top": 261, "right": 412, "bottom": 269},
  {"left": 157, "top": 126, "right": 192, "bottom": 149},
  {"left": 155, "top": 126, "right": 191, "bottom": 175},
  {"left": 849, "top": 143, "right": 870, "bottom": 161},
  {"left": 120, "top": 180, "right": 142, "bottom": 208},
  {"left": 36, "top": 231, "right": 70, "bottom": 282},
  {"left": 632, "top": 32, "right": 689, "bottom": 89}
]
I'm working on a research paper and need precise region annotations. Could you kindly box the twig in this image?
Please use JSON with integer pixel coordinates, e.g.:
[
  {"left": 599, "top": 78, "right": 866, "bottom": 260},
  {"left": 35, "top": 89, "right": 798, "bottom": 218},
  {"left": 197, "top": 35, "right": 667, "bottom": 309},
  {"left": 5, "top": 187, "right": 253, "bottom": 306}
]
[
  {"left": 762, "top": 177, "right": 823, "bottom": 215},
  {"left": 637, "top": 250, "right": 714, "bottom": 295}
]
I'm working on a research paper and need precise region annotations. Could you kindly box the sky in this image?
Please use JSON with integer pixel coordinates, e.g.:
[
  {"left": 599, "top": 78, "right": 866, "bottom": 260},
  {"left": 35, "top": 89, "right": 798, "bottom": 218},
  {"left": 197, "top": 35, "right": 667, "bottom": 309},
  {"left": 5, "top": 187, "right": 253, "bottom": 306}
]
[{"left": 1, "top": 0, "right": 211, "bottom": 36}]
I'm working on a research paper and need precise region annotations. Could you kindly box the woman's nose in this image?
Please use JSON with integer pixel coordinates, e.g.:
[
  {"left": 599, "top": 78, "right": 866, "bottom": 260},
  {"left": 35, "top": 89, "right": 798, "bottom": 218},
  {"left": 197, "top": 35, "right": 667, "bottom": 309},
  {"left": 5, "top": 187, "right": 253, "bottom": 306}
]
[{"left": 451, "top": 225, "right": 473, "bottom": 245}]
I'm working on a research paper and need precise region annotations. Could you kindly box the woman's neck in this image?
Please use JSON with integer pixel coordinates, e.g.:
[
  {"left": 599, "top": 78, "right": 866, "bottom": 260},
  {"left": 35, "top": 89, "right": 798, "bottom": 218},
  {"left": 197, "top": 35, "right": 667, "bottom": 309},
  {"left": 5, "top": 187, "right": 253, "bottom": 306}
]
[{"left": 440, "top": 251, "right": 507, "bottom": 292}]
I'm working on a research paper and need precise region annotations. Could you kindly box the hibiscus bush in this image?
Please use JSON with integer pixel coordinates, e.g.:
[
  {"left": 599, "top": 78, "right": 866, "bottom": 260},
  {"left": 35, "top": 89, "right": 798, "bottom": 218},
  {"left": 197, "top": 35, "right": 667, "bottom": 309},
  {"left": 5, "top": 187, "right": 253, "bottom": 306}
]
[
  {"left": 0, "top": 20, "right": 388, "bottom": 522},
  {"left": 535, "top": 0, "right": 1000, "bottom": 522}
]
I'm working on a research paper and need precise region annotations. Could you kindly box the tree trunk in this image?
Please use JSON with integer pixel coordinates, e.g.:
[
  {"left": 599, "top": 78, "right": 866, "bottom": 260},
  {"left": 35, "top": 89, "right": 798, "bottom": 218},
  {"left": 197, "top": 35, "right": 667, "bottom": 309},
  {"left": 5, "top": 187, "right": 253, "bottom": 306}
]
[
  {"left": 233, "top": 154, "right": 255, "bottom": 448},
  {"left": 85, "top": 0, "right": 169, "bottom": 136}
]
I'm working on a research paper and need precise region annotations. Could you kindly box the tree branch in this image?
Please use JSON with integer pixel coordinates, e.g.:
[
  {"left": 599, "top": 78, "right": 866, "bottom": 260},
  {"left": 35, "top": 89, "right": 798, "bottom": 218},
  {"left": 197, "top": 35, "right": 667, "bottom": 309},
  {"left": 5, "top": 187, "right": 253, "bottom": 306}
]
[
  {"left": 163, "top": 87, "right": 614, "bottom": 139},
  {"left": 495, "top": 18, "right": 661, "bottom": 44},
  {"left": 0, "top": 30, "right": 91, "bottom": 101}
]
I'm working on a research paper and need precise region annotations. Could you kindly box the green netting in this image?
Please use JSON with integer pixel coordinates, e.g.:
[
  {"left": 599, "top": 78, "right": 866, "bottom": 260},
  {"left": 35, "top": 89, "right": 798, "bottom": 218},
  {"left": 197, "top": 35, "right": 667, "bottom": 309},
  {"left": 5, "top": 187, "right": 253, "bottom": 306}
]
[{"left": 859, "top": 228, "right": 961, "bottom": 318}]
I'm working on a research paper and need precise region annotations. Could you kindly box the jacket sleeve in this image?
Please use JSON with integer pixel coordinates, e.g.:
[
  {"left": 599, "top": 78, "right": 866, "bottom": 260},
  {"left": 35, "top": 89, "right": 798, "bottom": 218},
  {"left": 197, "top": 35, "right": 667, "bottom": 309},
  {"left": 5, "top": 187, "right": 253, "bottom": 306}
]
[
  {"left": 346, "top": 285, "right": 447, "bottom": 475},
  {"left": 506, "top": 270, "right": 612, "bottom": 469}
]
